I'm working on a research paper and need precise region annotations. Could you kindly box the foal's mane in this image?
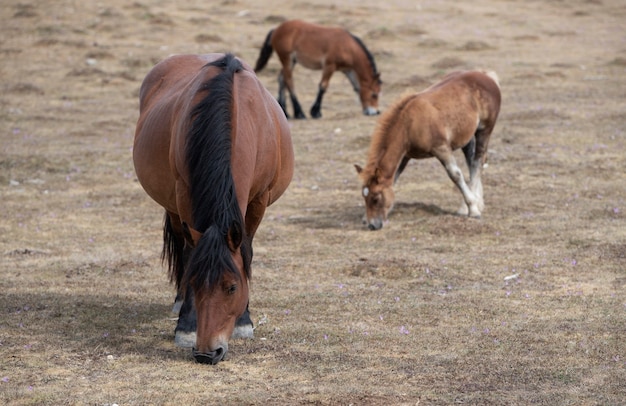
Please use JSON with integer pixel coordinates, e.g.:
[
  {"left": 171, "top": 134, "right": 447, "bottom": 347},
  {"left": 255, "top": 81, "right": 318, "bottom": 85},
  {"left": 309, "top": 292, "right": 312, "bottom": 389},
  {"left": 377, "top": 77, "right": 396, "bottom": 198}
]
[
  {"left": 184, "top": 53, "right": 251, "bottom": 290},
  {"left": 362, "top": 92, "right": 415, "bottom": 182},
  {"left": 350, "top": 34, "right": 379, "bottom": 78}
]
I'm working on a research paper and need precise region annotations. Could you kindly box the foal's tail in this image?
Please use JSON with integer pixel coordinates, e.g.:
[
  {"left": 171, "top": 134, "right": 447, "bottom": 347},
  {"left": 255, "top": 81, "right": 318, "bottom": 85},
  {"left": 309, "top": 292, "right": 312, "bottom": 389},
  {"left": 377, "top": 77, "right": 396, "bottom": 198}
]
[{"left": 254, "top": 29, "right": 274, "bottom": 72}]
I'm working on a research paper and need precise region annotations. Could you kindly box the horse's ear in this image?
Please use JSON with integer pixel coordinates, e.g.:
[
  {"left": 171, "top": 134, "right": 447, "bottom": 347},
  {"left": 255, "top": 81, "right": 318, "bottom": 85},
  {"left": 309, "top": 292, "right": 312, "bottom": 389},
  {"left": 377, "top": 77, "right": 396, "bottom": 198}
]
[
  {"left": 227, "top": 221, "right": 243, "bottom": 252},
  {"left": 354, "top": 164, "right": 363, "bottom": 174}
]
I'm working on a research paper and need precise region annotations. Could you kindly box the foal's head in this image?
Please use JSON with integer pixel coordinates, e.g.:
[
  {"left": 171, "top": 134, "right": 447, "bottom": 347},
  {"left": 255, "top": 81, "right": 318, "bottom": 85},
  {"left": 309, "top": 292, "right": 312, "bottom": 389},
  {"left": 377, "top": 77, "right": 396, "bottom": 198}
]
[{"left": 355, "top": 165, "right": 394, "bottom": 230}]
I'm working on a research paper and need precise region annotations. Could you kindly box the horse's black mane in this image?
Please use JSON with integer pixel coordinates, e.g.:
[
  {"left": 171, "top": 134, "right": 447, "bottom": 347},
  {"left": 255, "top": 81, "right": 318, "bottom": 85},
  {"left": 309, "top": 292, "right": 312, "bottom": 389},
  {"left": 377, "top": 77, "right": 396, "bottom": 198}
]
[
  {"left": 184, "top": 53, "right": 251, "bottom": 291},
  {"left": 350, "top": 34, "right": 379, "bottom": 78}
]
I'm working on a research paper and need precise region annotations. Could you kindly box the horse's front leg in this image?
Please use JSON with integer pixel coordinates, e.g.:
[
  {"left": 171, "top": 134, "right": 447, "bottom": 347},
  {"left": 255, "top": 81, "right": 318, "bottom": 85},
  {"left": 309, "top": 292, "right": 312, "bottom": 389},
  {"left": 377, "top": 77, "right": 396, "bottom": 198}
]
[
  {"left": 436, "top": 148, "right": 481, "bottom": 218},
  {"left": 310, "top": 65, "right": 335, "bottom": 119},
  {"left": 277, "top": 71, "right": 289, "bottom": 118},
  {"left": 175, "top": 285, "right": 197, "bottom": 348},
  {"left": 278, "top": 58, "right": 306, "bottom": 119}
]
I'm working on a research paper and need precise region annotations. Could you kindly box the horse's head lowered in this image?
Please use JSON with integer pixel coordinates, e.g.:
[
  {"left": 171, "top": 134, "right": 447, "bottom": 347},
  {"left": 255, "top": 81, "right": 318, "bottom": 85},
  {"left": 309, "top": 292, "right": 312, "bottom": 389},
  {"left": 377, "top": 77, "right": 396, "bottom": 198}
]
[
  {"left": 183, "top": 220, "right": 251, "bottom": 365},
  {"left": 181, "top": 54, "right": 253, "bottom": 364},
  {"left": 360, "top": 73, "right": 382, "bottom": 116},
  {"left": 355, "top": 165, "right": 394, "bottom": 230}
]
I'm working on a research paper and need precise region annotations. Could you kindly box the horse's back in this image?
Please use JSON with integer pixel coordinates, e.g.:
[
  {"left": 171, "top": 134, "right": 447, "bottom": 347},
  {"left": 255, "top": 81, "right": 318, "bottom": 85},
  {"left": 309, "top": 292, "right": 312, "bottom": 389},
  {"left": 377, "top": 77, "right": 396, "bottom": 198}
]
[
  {"left": 271, "top": 19, "right": 348, "bottom": 59},
  {"left": 418, "top": 70, "right": 501, "bottom": 123},
  {"left": 134, "top": 54, "right": 236, "bottom": 212},
  {"left": 231, "top": 66, "right": 294, "bottom": 208}
]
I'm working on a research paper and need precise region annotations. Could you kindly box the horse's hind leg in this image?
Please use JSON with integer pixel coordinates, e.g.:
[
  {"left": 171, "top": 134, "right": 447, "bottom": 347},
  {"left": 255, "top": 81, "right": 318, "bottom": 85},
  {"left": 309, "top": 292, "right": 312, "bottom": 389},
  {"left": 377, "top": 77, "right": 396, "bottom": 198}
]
[
  {"left": 435, "top": 147, "right": 481, "bottom": 218},
  {"left": 310, "top": 65, "right": 336, "bottom": 119},
  {"left": 277, "top": 56, "right": 305, "bottom": 119},
  {"left": 467, "top": 123, "right": 495, "bottom": 213},
  {"left": 459, "top": 137, "right": 478, "bottom": 215}
]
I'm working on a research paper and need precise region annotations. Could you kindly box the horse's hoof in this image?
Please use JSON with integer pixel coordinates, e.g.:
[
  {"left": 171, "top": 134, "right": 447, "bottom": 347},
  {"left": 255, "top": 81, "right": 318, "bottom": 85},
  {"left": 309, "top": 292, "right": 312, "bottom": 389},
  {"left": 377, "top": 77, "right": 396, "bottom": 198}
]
[
  {"left": 174, "top": 331, "right": 196, "bottom": 348},
  {"left": 171, "top": 300, "right": 183, "bottom": 315},
  {"left": 232, "top": 324, "right": 254, "bottom": 339}
]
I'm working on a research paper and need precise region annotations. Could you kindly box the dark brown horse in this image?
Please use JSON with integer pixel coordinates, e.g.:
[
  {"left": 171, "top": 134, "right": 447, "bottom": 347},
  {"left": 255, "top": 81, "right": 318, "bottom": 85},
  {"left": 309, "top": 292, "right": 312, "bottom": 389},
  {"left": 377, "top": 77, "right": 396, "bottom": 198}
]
[
  {"left": 133, "top": 53, "right": 294, "bottom": 363},
  {"left": 254, "top": 19, "right": 382, "bottom": 119},
  {"left": 355, "top": 70, "right": 501, "bottom": 230}
]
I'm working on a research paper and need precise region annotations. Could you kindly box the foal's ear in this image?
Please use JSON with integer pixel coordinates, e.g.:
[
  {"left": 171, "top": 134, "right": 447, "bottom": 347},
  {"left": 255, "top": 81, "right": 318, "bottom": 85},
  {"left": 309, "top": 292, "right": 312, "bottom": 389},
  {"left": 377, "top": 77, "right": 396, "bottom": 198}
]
[
  {"left": 227, "top": 221, "right": 244, "bottom": 252},
  {"left": 354, "top": 164, "right": 363, "bottom": 174}
]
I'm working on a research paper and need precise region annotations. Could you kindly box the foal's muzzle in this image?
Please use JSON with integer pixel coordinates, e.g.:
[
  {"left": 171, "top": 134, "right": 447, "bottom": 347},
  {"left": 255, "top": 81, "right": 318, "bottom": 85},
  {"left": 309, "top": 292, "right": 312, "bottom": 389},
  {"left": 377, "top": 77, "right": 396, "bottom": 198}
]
[
  {"left": 193, "top": 345, "right": 227, "bottom": 365},
  {"left": 367, "top": 218, "right": 383, "bottom": 231}
]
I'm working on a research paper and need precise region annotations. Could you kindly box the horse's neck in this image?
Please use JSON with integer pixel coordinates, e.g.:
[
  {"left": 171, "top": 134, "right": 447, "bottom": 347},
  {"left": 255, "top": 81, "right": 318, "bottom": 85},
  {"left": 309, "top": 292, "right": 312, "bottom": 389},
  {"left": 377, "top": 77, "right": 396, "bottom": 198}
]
[
  {"left": 344, "top": 71, "right": 360, "bottom": 92},
  {"left": 351, "top": 46, "right": 375, "bottom": 86},
  {"left": 368, "top": 130, "right": 406, "bottom": 181}
]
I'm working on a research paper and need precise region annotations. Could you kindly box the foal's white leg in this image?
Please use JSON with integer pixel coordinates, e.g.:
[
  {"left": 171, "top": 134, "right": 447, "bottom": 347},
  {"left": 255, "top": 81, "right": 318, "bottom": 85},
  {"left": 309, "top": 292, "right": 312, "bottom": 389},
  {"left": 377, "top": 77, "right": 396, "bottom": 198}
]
[
  {"left": 439, "top": 155, "right": 481, "bottom": 218},
  {"left": 468, "top": 167, "right": 485, "bottom": 213}
]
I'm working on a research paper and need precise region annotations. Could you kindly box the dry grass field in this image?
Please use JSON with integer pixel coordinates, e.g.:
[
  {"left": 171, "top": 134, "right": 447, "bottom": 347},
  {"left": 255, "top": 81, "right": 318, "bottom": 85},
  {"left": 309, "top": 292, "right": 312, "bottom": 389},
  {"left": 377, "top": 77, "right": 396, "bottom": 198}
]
[{"left": 1, "top": 0, "right": 625, "bottom": 404}]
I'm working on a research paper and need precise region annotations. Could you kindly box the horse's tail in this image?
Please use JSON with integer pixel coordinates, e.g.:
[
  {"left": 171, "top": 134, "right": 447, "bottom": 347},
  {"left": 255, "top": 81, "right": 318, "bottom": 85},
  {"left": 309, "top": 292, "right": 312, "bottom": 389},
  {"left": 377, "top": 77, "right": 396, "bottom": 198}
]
[
  {"left": 254, "top": 28, "right": 274, "bottom": 72},
  {"left": 162, "top": 213, "right": 185, "bottom": 289}
]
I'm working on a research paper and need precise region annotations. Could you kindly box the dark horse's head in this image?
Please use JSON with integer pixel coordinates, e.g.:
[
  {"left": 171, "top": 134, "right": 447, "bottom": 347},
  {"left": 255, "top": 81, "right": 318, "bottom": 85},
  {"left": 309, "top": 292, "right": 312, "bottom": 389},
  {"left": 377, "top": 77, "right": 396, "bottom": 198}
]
[
  {"left": 351, "top": 34, "right": 382, "bottom": 116},
  {"left": 184, "top": 54, "right": 252, "bottom": 364}
]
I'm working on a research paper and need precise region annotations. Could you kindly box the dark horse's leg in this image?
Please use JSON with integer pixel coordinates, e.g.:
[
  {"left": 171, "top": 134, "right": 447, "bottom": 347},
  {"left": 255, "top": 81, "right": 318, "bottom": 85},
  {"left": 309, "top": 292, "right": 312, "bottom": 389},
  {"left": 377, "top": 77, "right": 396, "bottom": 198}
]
[
  {"left": 310, "top": 86, "right": 325, "bottom": 119},
  {"left": 310, "top": 65, "right": 336, "bottom": 119},
  {"left": 277, "top": 58, "right": 306, "bottom": 119}
]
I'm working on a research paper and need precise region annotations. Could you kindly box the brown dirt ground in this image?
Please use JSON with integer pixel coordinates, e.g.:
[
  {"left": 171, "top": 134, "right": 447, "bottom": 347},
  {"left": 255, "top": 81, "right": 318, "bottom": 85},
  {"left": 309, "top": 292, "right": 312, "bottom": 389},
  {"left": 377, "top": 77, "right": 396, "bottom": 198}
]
[{"left": 1, "top": 0, "right": 625, "bottom": 404}]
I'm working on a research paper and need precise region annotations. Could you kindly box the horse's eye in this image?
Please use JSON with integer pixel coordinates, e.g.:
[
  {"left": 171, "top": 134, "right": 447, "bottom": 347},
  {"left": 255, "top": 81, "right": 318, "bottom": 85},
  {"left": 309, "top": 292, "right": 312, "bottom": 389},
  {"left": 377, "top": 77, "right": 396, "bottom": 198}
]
[
  {"left": 372, "top": 93, "right": 378, "bottom": 100},
  {"left": 226, "top": 284, "right": 237, "bottom": 295}
]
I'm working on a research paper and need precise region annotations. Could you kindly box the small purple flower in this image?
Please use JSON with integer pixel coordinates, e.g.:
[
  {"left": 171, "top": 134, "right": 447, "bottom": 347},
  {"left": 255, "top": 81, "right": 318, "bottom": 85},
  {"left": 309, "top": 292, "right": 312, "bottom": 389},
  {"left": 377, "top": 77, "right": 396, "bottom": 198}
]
[
  {"left": 1, "top": 377, "right": 8, "bottom": 383},
  {"left": 399, "top": 325, "right": 409, "bottom": 334},
  {"left": 284, "top": 309, "right": 291, "bottom": 315}
]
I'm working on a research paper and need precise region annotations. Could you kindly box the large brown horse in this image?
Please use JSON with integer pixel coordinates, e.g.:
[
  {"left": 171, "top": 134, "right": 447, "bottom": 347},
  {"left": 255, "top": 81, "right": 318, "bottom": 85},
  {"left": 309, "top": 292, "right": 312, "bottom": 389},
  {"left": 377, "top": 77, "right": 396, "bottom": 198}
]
[
  {"left": 254, "top": 19, "right": 382, "bottom": 119},
  {"left": 355, "top": 70, "right": 501, "bottom": 230},
  {"left": 133, "top": 53, "right": 294, "bottom": 364}
]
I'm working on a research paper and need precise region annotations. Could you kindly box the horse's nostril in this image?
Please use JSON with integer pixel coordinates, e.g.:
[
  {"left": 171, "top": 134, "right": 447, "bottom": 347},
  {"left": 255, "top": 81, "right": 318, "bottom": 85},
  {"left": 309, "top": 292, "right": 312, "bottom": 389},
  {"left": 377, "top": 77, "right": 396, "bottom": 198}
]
[
  {"left": 193, "top": 346, "right": 226, "bottom": 365},
  {"left": 368, "top": 223, "right": 376, "bottom": 231}
]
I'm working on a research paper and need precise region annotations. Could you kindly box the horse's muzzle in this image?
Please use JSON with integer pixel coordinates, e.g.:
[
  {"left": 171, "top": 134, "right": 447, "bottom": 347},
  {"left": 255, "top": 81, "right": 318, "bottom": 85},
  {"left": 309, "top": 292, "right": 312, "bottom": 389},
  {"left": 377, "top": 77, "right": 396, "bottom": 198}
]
[
  {"left": 363, "top": 107, "right": 380, "bottom": 116},
  {"left": 193, "top": 345, "right": 227, "bottom": 365},
  {"left": 367, "top": 218, "right": 384, "bottom": 231}
]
